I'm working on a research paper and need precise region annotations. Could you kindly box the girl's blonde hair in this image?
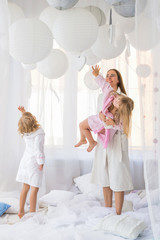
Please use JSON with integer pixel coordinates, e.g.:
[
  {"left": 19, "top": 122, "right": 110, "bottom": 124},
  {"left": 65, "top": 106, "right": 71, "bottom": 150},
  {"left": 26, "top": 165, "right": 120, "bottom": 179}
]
[
  {"left": 18, "top": 112, "right": 40, "bottom": 136},
  {"left": 118, "top": 95, "right": 134, "bottom": 136}
]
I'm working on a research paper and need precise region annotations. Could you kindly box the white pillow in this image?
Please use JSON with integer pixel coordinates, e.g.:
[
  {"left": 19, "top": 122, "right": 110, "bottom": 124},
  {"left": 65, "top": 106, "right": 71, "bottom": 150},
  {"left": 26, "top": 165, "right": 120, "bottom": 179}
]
[
  {"left": 130, "top": 190, "right": 146, "bottom": 199},
  {"left": 96, "top": 214, "right": 146, "bottom": 239},
  {"left": 73, "top": 173, "right": 103, "bottom": 200},
  {"left": 135, "top": 188, "right": 160, "bottom": 209},
  {"left": 100, "top": 200, "right": 133, "bottom": 212},
  {"left": 38, "top": 190, "right": 76, "bottom": 208},
  {"left": 113, "top": 200, "right": 133, "bottom": 212},
  {"left": 137, "top": 190, "right": 146, "bottom": 199},
  {"left": 0, "top": 198, "right": 29, "bottom": 214}
]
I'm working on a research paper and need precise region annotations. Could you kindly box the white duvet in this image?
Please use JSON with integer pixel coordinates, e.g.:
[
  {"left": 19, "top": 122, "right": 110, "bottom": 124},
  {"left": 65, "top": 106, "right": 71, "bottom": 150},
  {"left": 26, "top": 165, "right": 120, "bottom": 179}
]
[{"left": 0, "top": 192, "right": 154, "bottom": 240}]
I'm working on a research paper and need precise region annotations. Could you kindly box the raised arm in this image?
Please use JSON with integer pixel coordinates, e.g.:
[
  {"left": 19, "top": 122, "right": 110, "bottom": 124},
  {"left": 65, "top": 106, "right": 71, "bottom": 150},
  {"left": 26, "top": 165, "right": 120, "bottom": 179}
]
[
  {"left": 92, "top": 65, "right": 101, "bottom": 77},
  {"left": 18, "top": 106, "right": 26, "bottom": 114},
  {"left": 92, "top": 65, "right": 113, "bottom": 93}
]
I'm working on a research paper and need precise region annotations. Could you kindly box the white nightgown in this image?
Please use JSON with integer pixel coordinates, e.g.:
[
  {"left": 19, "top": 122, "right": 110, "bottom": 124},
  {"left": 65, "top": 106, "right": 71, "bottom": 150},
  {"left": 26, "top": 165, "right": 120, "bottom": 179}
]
[{"left": 16, "top": 128, "right": 45, "bottom": 188}]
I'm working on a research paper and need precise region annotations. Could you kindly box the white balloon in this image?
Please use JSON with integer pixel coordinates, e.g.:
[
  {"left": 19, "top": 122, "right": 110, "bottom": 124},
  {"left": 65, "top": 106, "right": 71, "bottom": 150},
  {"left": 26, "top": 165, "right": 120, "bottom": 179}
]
[
  {"left": 109, "top": 8, "right": 135, "bottom": 33},
  {"left": 75, "top": 0, "right": 110, "bottom": 20},
  {"left": 136, "top": 64, "right": 151, "bottom": 78},
  {"left": 104, "top": 0, "right": 122, "bottom": 4},
  {"left": 113, "top": 0, "right": 135, "bottom": 17},
  {"left": 91, "top": 24, "right": 126, "bottom": 60},
  {"left": 127, "top": 15, "right": 160, "bottom": 51},
  {"left": 72, "top": 55, "right": 86, "bottom": 71},
  {"left": 8, "top": 2, "right": 25, "bottom": 25},
  {"left": 39, "top": 6, "right": 60, "bottom": 32},
  {"left": 9, "top": 19, "right": 53, "bottom": 64},
  {"left": 113, "top": 0, "right": 146, "bottom": 18},
  {"left": 53, "top": 8, "right": 98, "bottom": 53},
  {"left": 37, "top": 49, "right": 68, "bottom": 79},
  {"left": 83, "top": 48, "right": 101, "bottom": 66},
  {"left": 84, "top": 70, "right": 99, "bottom": 90},
  {"left": 46, "top": 0, "right": 78, "bottom": 10},
  {"left": 85, "top": 6, "right": 106, "bottom": 26},
  {"left": 22, "top": 63, "right": 37, "bottom": 70}
]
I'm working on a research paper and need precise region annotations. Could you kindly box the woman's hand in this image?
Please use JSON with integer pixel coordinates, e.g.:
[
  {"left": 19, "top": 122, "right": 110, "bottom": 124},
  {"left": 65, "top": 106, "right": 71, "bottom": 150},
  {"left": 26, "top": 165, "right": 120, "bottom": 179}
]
[
  {"left": 92, "top": 65, "right": 100, "bottom": 77},
  {"left": 18, "top": 106, "right": 26, "bottom": 113},
  {"left": 99, "top": 111, "right": 106, "bottom": 122},
  {"left": 105, "top": 118, "right": 115, "bottom": 127},
  {"left": 39, "top": 164, "right": 43, "bottom": 171}
]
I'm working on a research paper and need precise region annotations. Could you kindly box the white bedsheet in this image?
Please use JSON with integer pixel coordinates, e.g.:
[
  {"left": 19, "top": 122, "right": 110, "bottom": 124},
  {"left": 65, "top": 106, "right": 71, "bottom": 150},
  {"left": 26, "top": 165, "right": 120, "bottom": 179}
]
[{"left": 0, "top": 192, "right": 153, "bottom": 240}]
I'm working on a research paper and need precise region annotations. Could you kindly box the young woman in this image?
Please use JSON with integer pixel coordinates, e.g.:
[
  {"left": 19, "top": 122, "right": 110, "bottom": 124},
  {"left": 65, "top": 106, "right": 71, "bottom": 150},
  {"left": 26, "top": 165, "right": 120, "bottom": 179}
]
[{"left": 90, "top": 65, "right": 134, "bottom": 215}]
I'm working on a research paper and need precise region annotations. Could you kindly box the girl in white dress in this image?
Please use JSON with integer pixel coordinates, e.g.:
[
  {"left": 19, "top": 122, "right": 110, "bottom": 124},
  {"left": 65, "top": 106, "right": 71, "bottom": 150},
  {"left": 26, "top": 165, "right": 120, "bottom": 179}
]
[{"left": 16, "top": 106, "right": 45, "bottom": 218}]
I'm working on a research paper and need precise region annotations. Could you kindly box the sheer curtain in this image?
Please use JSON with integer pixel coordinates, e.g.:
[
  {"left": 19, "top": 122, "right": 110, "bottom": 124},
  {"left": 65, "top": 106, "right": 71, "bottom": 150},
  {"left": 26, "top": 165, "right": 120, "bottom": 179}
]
[
  {"left": 28, "top": 54, "right": 82, "bottom": 190},
  {"left": 0, "top": 0, "right": 29, "bottom": 191},
  {"left": 101, "top": 1, "right": 160, "bottom": 237},
  {"left": 135, "top": 1, "right": 160, "bottom": 239}
]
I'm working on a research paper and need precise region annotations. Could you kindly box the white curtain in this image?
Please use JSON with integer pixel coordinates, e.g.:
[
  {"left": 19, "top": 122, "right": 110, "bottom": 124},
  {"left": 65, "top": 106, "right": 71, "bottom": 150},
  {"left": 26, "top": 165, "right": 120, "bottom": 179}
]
[
  {"left": 28, "top": 54, "right": 82, "bottom": 190},
  {"left": 135, "top": 1, "right": 160, "bottom": 239},
  {"left": 0, "top": 0, "right": 29, "bottom": 191}
]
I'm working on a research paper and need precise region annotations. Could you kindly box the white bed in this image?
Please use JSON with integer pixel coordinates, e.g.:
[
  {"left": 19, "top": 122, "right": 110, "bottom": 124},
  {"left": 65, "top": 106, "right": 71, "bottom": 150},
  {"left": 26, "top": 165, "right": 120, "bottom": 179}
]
[
  {"left": 0, "top": 149, "right": 149, "bottom": 240},
  {"left": 0, "top": 178, "right": 154, "bottom": 240}
]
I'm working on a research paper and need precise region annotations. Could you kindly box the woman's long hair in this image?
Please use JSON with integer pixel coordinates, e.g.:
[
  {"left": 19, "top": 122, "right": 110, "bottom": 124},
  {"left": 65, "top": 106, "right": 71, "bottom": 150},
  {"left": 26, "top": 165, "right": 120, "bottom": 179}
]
[
  {"left": 18, "top": 112, "right": 40, "bottom": 136},
  {"left": 107, "top": 69, "right": 127, "bottom": 95}
]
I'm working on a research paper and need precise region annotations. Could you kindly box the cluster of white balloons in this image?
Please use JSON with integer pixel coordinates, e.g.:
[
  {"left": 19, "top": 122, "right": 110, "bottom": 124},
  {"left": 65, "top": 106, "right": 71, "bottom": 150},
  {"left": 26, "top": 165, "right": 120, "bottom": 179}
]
[
  {"left": 8, "top": 0, "right": 158, "bottom": 88},
  {"left": 8, "top": 2, "right": 69, "bottom": 79}
]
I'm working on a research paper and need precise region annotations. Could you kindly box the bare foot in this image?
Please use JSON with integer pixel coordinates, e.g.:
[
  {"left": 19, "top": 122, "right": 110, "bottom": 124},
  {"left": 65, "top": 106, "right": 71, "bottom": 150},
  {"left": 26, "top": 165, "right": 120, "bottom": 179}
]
[
  {"left": 87, "top": 141, "right": 97, "bottom": 152},
  {"left": 18, "top": 211, "right": 25, "bottom": 219},
  {"left": 74, "top": 139, "right": 87, "bottom": 147}
]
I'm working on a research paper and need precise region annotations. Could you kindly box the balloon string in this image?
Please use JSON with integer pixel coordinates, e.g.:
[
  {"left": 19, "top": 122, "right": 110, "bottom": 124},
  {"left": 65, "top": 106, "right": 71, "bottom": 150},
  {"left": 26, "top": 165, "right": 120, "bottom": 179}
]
[
  {"left": 50, "top": 82, "right": 60, "bottom": 102},
  {"left": 126, "top": 39, "right": 131, "bottom": 57},
  {"left": 109, "top": 8, "right": 113, "bottom": 44}
]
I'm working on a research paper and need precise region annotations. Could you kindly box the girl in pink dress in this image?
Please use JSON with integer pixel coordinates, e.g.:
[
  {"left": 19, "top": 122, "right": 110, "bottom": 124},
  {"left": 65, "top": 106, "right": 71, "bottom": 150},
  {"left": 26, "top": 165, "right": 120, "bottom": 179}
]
[{"left": 75, "top": 66, "right": 134, "bottom": 152}]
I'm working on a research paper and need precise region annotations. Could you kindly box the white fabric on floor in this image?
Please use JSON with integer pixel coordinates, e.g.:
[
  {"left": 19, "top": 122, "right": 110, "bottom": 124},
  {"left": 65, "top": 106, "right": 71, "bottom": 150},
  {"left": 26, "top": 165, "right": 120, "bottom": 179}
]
[{"left": 0, "top": 191, "right": 153, "bottom": 240}]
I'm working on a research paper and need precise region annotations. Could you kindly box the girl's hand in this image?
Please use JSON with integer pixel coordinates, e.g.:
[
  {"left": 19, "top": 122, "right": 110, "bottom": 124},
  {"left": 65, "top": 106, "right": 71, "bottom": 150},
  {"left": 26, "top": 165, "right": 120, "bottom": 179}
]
[
  {"left": 92, "top": 65, "right": 100, "bottom": 77},
  {"left": 18, "top": 106, "right": 26, "bottom": 113},
  {"left": 39, "top": 164, "right": 43, "bottom": 171},
  {"left": 105, "top": 118, "right": 115, "bottom": 127},
  {"left": 99, "top": 111, "right": 106, "bottom": 122}
]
